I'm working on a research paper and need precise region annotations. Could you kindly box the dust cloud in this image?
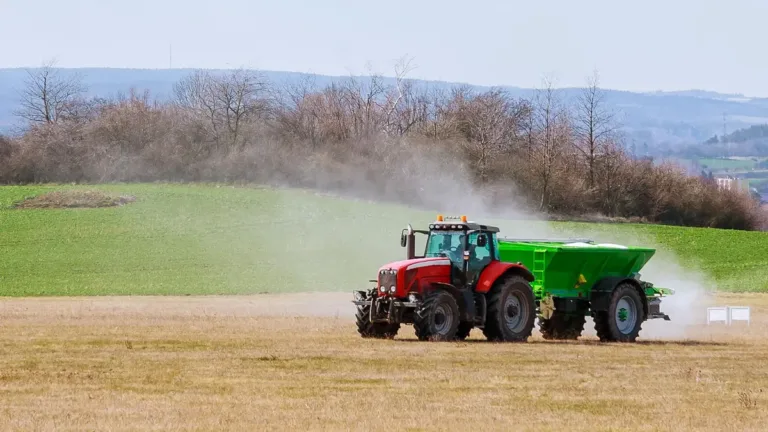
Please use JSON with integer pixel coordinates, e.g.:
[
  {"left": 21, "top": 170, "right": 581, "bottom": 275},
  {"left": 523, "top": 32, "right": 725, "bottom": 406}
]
[
  {"left": 257, "top": 138, "right": 552, "bottom": 317},
  {"left": 636, "top": 247, "right": 716, "bottom": 339}
]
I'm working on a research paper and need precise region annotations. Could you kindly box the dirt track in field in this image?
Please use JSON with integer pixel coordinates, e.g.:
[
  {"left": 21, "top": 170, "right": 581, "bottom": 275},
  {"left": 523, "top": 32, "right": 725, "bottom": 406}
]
[
  {"left": 0, "top": 292, "right": 357, "bottom": 320},
  {"left": 1, "top": 291, "right": 764, "bottom": 340}
]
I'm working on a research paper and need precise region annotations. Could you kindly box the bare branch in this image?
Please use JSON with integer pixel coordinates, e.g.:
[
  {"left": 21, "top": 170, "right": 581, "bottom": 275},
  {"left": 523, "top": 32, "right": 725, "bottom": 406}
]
[
  {"left": 572, "top": 69, "right": 620, "bottom": 189},
  {"left": 14, "top": 59, "right": 88, "bottom": 127},
  {"left": 385, "top": 55, "right": 417, "bottom": 136}
]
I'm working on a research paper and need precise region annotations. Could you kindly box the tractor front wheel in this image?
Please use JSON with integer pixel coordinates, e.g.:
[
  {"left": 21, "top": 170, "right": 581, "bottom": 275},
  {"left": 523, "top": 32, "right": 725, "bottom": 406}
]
[
  {"left": 355, "top": 305, "right": 400, "bottom": 339},
  {"left": 593, "top": 282, "right": 645, "bottom": 342},
  {"left": 414, "top": 290, "right": 460, "bottom": 341},
  {"left": 482, "top": 275, "right": 536, "bottom": 342}
]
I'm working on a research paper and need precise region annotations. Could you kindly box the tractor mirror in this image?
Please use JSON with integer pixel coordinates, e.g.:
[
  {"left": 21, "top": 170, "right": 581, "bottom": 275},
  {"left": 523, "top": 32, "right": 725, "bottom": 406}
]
[
  {"left": 400, "top": 232, "right": 407, "bottom": 247},
  {"left": 477, "top": 234, "right": 487, "bottom": 247}
]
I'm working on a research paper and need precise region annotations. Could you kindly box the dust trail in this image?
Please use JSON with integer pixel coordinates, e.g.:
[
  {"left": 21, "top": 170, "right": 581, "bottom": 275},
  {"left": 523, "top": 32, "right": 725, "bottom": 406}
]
[
  {"left": 264, "top": 139, "right": 552, "bottom": 316},
  {"left": 635, "top": 246, "right": 716, "bottom": 339}
]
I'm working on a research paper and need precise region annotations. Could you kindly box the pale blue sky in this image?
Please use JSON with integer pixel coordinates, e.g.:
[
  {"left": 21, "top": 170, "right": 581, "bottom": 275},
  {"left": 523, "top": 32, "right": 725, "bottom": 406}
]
[{"left": 3, "top": 0, "right": 767, "bottom": 96}]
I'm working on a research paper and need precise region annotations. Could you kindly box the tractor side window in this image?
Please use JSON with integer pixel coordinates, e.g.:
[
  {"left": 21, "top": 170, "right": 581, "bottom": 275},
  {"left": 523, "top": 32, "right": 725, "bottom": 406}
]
[
  {"left": 468, "top": 232, "right": 491, "bottom": 267},
  {"left": 474, "top": 243, "right": 490, "bottom": 260}
]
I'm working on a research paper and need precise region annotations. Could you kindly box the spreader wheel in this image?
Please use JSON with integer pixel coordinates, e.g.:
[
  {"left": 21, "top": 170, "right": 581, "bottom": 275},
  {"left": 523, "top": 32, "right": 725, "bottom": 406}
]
[
  {"left": 593, "top": 282, "right": 645, "bottom": 342},
  {"left": 538, "top": 311, "right": 586, "bottom": 340},
  {"left": 355, "top": 305, "right": 400, "bottom": 339},
  {"left": 414, "top": 290, "right": 460, "bottom": 341},
  {"left": 482, "top": 275, "right": 536, "bottom": 342}
]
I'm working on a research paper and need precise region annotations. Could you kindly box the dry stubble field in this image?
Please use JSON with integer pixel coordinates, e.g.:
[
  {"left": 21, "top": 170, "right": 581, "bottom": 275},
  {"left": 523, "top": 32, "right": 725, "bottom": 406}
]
[{"left": 0, "top": 292, "right": 766, "bottom": 431}]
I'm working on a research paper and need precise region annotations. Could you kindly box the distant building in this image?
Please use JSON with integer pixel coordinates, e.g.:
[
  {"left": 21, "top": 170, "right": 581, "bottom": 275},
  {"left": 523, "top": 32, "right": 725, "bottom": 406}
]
[
  {"left": 714, "top": 175, "right": 752, "bottom": 194},
  {"left": 716, "top": 176, "right": 736, "bottom": 190}
]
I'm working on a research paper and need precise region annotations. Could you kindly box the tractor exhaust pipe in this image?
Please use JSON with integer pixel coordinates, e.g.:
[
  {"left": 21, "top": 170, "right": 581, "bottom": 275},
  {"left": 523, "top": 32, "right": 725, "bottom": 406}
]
[{"left": 401, "top": 224, "right": 416, "bottom": 260}]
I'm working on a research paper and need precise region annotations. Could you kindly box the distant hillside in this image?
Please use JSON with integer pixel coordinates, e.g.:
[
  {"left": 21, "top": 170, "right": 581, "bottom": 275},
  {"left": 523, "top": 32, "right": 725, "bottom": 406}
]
[
  {"left": 712, "top": 124, "right": 768, "bottom": 142},
  {"left": 3, "top": 67, "right": 768, "bottom": 154},
  {"left": 670, "top": 124, "right": 768, "bottom": 158}
]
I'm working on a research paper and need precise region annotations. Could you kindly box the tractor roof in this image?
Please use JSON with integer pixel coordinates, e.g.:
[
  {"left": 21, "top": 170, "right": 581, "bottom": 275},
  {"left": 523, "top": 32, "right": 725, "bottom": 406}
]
[{"left": 428, "top": 215, "right": 500, "bottom": 233}]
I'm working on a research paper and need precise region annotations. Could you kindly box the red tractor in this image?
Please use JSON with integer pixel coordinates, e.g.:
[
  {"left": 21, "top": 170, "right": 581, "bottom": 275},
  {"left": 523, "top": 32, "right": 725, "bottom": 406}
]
[{"left": 352, "top": 215, "right": 537, "bottom": 341}]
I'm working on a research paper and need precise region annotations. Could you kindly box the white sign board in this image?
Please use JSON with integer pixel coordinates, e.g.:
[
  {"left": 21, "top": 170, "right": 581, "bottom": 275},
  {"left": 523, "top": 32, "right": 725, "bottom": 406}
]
[
  {"left": 707, "top": 307, "right": 728, "bottom": 324},
  {"left": 729, "top": 306, "right": 751, "bottom": 325},
  {"left": 707, "top": 306, "right": 752, "bottom": 325}
]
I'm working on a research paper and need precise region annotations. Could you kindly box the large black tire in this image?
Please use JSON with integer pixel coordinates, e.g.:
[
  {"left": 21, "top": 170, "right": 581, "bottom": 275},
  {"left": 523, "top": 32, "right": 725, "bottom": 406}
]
[
  {"left": 454, "top": 321, "right": 473, "bottom": 341},
  {"left": 355, "top": 305, "right": 400, "bottom": 339},
  {"left": 539, "top": 311, "right": 586, "bottom": 340},
  {"left": 414, "top": 290, "right": 460, "bottom": 341},
  {"left": 593, "top": 282, "right": 645, "bottom": 342},
  {"left": 482, "top": 275, "right": 536, "bottom": 342}
]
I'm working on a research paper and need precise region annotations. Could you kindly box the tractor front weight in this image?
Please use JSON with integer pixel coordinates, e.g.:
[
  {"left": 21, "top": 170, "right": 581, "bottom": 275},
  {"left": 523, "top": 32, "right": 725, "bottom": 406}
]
[{"left": 353, "top": 290, "right": 419, "bottom": 325}]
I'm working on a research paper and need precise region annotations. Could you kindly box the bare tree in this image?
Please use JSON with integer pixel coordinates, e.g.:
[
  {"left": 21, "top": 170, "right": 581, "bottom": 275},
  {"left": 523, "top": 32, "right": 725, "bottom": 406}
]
[
  {"left": 340, "top": 69, "right": 388, "bottom": 139},
  {"left": 573, "top": 70, "right": 618, "bottom": 190},
  {"left": 527, "top": 78, "right": 571, "bottom": 211},
  {"left": 0, "top": 135, "right": 13, "bottom": 180},
  {"left": 457, "top": 88, "right": 528, "bottom": 183},
  {"left": 173, "top": 68, "right": 271, "bottom": 150},
  {"left": 272, "top": 74, "right": 323, "bottom": 148},
  {"left": 14, "top": 59, "right": 87, "bottom": 126},
  {"left": 384, "top": 55, "right": 423, "bottom": 137}
]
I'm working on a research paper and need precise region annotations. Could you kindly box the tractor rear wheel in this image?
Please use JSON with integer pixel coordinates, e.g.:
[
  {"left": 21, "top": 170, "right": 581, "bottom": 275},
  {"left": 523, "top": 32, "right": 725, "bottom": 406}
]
[
  {"left": 538, "top": 311, "right": 586, "bottom": 340},
  {"left": 593, "top": 282, "right": 645, "bottom": 342},
  {"left": 454, "top": 321, "right": 473, "bottom": 341},
  {"left": 482, "top": 275, "right": 536, "bottom": 342},
  {"left": 355, "top": 305, "right": 400, "bottom": 339},
  {"left": 414, "top": 290, "right": 460, "bottom": 341}
]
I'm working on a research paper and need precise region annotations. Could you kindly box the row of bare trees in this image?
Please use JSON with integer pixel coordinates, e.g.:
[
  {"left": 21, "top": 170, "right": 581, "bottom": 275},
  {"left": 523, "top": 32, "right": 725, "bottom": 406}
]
[{"left": 1, "top": 60, "right": 765, "bottom": 230}]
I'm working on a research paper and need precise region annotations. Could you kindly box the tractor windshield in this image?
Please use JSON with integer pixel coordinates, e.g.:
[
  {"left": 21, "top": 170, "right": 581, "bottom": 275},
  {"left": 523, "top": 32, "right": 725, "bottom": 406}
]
[{"left": 425, "top": 230, "right": 465, "bottom": 265}]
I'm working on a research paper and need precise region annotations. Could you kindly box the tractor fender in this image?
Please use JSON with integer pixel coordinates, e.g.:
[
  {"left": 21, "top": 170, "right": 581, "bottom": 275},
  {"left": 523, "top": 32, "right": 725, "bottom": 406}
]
[
  {"left": 426, "top": 282, "right": 474, "bottom": 321},
  {"left": 589, "top": 276, "right": 648, "bottom": 317},
  {"left": 475, "top": 261, "right": 535, "bottom": 294}
]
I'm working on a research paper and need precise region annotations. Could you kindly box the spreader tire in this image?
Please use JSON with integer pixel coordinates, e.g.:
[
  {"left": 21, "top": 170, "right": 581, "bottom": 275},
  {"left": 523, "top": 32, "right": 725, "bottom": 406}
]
[
  {"left": 539, "top": 311, "right": 586, "bottom": 340},
  {"left": 355, "top": 305, "right": 400, "bottom": 339},
  {"left": 593, "top": 282, "right": 645, "bottom": 342},
  {"left": 414, "top": 290, "right": 460, "bottom": 341},
  {"left": 482, "top": 275, "right": 536, "bottom": 342}
]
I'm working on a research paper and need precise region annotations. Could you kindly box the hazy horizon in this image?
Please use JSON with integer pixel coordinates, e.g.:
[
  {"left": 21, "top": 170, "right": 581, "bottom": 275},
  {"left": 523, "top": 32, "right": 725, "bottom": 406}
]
[{"left": 3, "top": 0, "right": 768, "bottom": 97}]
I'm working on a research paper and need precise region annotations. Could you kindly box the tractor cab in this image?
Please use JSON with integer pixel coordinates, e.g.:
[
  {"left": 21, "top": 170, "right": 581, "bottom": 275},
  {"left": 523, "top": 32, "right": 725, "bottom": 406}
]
[{"left": 401, "top": 215, "right": 500, "bottom": 290}]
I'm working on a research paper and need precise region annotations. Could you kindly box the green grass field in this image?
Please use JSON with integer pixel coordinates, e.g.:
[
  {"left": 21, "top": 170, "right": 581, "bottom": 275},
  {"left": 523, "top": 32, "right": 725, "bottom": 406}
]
[
  {"left": 1, "top": 183, "right": 766, "bottom": 296},
  {"left": 697, "top": 157, "right": 762, "bottom": 171}
]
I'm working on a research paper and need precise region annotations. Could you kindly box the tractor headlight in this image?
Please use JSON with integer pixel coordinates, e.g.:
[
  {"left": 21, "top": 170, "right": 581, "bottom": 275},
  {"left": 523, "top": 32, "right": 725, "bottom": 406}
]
[
  {"left": 380, "top": 286, "right": 386, "bottom": 293},
  {"left": 408, "top": 293, "right": 418, "bottom": 303},
  {"left": 389, "top": 286, "right": 396, "bottom": 293}
]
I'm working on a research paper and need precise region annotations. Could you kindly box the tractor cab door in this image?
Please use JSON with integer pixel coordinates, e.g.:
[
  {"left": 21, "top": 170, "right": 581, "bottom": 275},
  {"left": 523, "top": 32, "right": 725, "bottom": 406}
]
[
  {"left": 465, "top": 231, "right": 494, "bottom": 290},
  {"left": 426, "top": 232, "right": 468, "bottom": 288}
]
